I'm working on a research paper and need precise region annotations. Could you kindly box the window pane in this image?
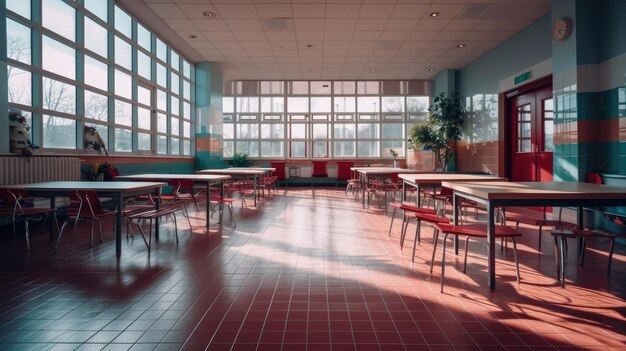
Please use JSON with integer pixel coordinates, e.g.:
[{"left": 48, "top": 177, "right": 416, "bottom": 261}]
[
  {"left": 237, "top": 141, "right": 259, "bottom": 157},
  {"left": 183, "top": 102, "right": 191, "bottom": 119},
  {"left": 7, "top": 0, "right": 30, "bottom": 19},
  {"left": 237, "top": 124, "right": 259, "bottom": 139},
  {"left": 381, "top": 124, "right": 403, "bottom": 139},
  {"left": 334, "top": 81, "right": 355, "bottom": 95},
  {"left": 290, "top": 141, "right": 306, "bottom": 157},
  {"left": 171, "top": 72, "right": 179, "bottom": 94},
  {"left": 183, "top": 60, "right": 191, "bottom": 79},
  {"left": 357, "top": 141, "right": 379, "bottom": 157},
  {"left": 382, "top": 96, "right": 404, "bottom": 113},
  {"left": 311, "top": 97, "right": 331, "bottom": 112},
  {"left": 157, "top": 135, "right": 167, "bottom": 154},
  {"left": 115, "top": 100, "right": 132, "bottom": 126},
  {"left": 261, "top": 81, "right": 284, "bottom": 95},
  {"left": 358, "top": 97, "right": 379, "bottom": 113},
  {"left": 261, "top": 124, "right": 284, "bottom": 139},
  {"left": 223, "top": 97, "right": 234, "bottom": 113},
  {"left": 290, "top": 81, "right": 308, "bottom": 94},
  {"left": 42, "top": 36, "right": 75, "bottom": 79},
  {"left": 260, "top": 97, "right": 284, "bottom": 113},
  {"left": 114, "top": 5, "right": 132, "bottom": 39},
  {"left": 42, "top": 0, "right": 75, "bottom": 41},
  {"left": 43, "top": 115, "right": 75, "bottom": 149},
  {"left": 115, "top": 37, "right": 132, "bottom": 70},
  {"left": 157, "top": 113, "right": 167, "bottom": 133},
  {"left": 86, "top": 124, "right": 108, "bottom": 151},
  {"left": 357, "top": 81, "right": 379, "bottom": 94},
  {"left": 170, "top": 51, "right": 180, "bottom": 71},
  {"left": 287, "top": 97, "right": 308, "bottom": 113},
  {"left": 115, "top": 128, "right": 132, "bottom": 152},
  {"left": 223, "top": 141, "right": 234, "bottom": 157},
  {"left": 84, "top": 0, "right": 107, "bottom": 21},
  {"left": 157, "top": 90, "right": 167, "bottom": 111},
  {"left": 382, "top": 141, "right": 404, "bottom": 157},
  {"left": 84, "top": 17, "right": 107, "bottom": 58},
  {"left": 183, "top": 140, "right": 191, "bottom": 155},
  {"left": 7, "top": 19, "right": 31, "bottom": 65},
  {"left": 171, "top": 137, "right": 179, "bottom": 155},
  {"left": 334, "top": 124, "right": 355, "bottom": 139},
  {"left": 156, "top": 38, "right": 167, "bottom": 62},
  {"left": 237, "top": 97, "right": 259, "bottom": 113},
  {"left": 183, "top": 121, "right": 190, "bottom": 138},
  {"left": 358, "top": 124, "right": 378, "bottom": 139},
  {"left": 84, "top": 55, "right": 108, "bottom": 91},
  {"left": 183, "top": 81, "right": 190, "bottom": 100},
  {"left": 114, "top": 69, "right": 132, "bottom": 99},
  {"left": 312, "top": 124, "right": 327, "bottom": 139},
  {"left": 7, "top": 65, "right": 31, "bottom": 106},
  {"left": 310, "top": 81, "right": 331, "bottom": 95},
  {"left": 138, "top": 86, "right": 151, "bottom": 106},
  {"left": 334, "top": 96, "right": 356, "bottom": 113},
  {"left": 223, "top": 124, "right": 234, "bottom": 139},
  {"left": 85, "top": 90, "right": 108, "bottom": 122},
  {"left": 406, "top": 96, "right": 429, "bottom": 112},
  {"left": 138, "top": 132, "right": 151, "bottom": 150},
  {"left": 156, "top": 63, "right": 167, "bottom": 88},
  {"left": 137, "top": 24, "right": 151, "bottom": 51},
  {"left": 171, "top": 96, "right": 179, "bottom": 116},
  {"left": 261, "top": 141, "right": 284, "bottom": 157},
  {"left": 138, "top": 107, "right": 151, "bottom": 130},
  {"left": 334, "top": 141, "right": 355, "bottom": 157},
  {"left": 290, "top": 124, "right": 306, "bottom": 139},
  {"left": 138, "top": 51, "right": 151, "bottom": 79},
  {"left": 171, "top": 117, "right": 179, "bottom": 136},
  {"left": 42, "top": 77, "right": 75, "bottom": 114},
  {"left": 313, "top": 141, "right": 328, "bottom": 158}
]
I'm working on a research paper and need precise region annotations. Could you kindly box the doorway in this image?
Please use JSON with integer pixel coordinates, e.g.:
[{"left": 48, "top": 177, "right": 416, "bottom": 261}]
[{"left": 508, "top": 83, "right": 554, "bottom": 182}]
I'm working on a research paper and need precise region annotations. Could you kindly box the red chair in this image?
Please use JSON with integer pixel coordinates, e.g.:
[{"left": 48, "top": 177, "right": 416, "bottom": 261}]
[
  {"left": 208, "top": 187, "right": 236, "bottom": 227},
  {"left": 434, "top": 223, "right": 522, "bottom": 292},
  {"left": 336, "top": 161, "right": 354, "bottom": 180},
  {"left": 312, "top": 160, "right": 328, "bottom": 177},
  {"left": 0, "top": 188, "right": 59, "bottom": 251},
  {"left": 127, "top": 201, "right": 186, "bottom": 252},
  {"left": 170, "top": 178, "right": 206, "bottom": 211},
  {"left": 270, "top": 161, "right": 286, "bottom": 181},
  {"left": 55, "top": 190, "right": 116, "bottom": 251}
]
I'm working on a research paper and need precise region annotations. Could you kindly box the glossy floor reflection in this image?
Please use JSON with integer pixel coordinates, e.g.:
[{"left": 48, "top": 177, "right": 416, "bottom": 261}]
[{"left": 0, "top": 188, "right": 624, "bottom": 351}]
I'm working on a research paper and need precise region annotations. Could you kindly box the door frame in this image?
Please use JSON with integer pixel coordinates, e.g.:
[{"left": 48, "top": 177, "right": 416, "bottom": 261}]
[{"left": 502, "top": 75, "right": 553, "bottom": 180}]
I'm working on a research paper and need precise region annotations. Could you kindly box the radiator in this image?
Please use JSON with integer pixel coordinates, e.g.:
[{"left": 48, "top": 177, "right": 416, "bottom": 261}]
[{"left": 0, "top": 156, "right": 81, "bottom": 186}]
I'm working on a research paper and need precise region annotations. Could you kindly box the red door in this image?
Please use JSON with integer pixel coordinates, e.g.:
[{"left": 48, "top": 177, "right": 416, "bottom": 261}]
[{"left": 510, "top": 85, "right": 554, "bottom": 182}]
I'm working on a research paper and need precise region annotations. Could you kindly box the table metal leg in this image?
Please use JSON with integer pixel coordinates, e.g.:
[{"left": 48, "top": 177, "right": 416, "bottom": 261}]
[
  {"left": 206, "top": 182, "right": 211, "bottom": 230},
  {"left": 487, "top": 203, "right": 496, "bottom": 290},
  {"left": 50, "top": 196, "right": 56, "bottom": 239},
  {"left": 115, "top": 194, "right": 123, "bottom": 256},
  {"left": 453, "top": 193, "right": 459, "bottom": 255},
  {"left": 154, "top": 188, "right": 161, "bottom": 241},
  {"left": 254, "top": 175, "right": 258, "bottom": 207}
]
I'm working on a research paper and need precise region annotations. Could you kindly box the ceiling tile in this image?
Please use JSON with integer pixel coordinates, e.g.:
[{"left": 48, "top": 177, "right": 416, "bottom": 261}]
[
  {"left": 385, "top": 19, "right": 418, "bottom": 31},
  {"left": 391, "top": 4, "right": 429, "bottom": 19},
  {"left": 232, "top": 31, "right": 268, "bottom": 41},
  {"left": 355, "top": 19, "right": 387, "bottom": 31},
  {"left": 177, "top": 4, "right": 218, "bottom": 19},
  {"left": 226, "top": 19, "right": 264, "bottom": 31},
  {"left": 164, "top": 19, "right": 197, "bottom": 31},
  {"left": 212, "top": 41, "right": 243, "bottom": 50},
  {"left": 239, "top": 41, "right": 271, "bottom": 50},
  {"left": 415, "top": 19, "right": 451, "bottom": 31},
  {"left": 255, "top": 4, "right": 293, "bottom": 18},
  {"left": 266, "top": 31, "right": 297, "bottom": 42},
  {"left": 292, "top": 4, "right": 326, "bottom": 18},
  {"left": 294, "top": 19, "right": 325, "bottom": 31},
  {"left": 147, "top": 4, "right": 186, "bottom": 18},
  {"left": 190, "top": 19, "right": 230, "bottom": 31},
  {"left": 379, "top": 31, "right": 411, "bottom": 41},
  {"left": 324, "top": 31, "right": 353, "bottom": 41},
  {"left": 445, "top": 19, "right": 480, "bottom": 31},
  {"left": 201, "top": 31, "right": 237, "bottom": 41},
  {"left": 296, "top": 31, "right": 325, "bottom": 41},
  {"left": 213, "top": 4, "right": 258, "bottom": 19},
  {"left": 325, "top": 19, "right": 357, "bottom": 31},
  {"left": 358, "top": 4, "right": 395, "bottom": 19},
  {"left": 325, "top": 4, "right": 361, "bottom": 19},
  {"left": 352, "top": 31, "right": 382, "bottom": 41}
]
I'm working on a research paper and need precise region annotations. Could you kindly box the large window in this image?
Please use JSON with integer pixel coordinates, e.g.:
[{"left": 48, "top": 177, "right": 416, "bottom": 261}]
[
  {"left": 223, "top": 81, "right": 429, "bottom": 159},
  {"left": 5, "top": 0, "right": 195, "bottom": 156}
]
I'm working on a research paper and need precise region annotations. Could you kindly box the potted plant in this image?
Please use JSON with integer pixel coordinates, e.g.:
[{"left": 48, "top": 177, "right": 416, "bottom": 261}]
[
  {"left": 231, "top": 151, "right": 249, "bottom": 167},
  {"left": 409, "top": 92, "right": 464, "bottom": 171}
]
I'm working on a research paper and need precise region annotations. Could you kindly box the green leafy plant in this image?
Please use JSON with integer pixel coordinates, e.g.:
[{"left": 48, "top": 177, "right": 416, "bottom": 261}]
[
  {"left": 231, "top": 151, "right": 249, "bottom": 167},
  {"left": 409, "top": 92, "right": 464, "bottom": 171}
]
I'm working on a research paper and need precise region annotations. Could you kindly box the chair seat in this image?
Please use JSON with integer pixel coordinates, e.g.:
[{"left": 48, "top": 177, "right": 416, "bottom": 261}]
[
  {"left": 399, "top": 203, "right": 436, "bottom": 214},
  {"left": 414, "top": 212, "right": 449, "bottom": 224},
  {"left": 436, "top": 224, "right": 522, "bottom": 238},
  {"left": 551, "top": 228, "right": 615, "bottom": 238},
  {"left": 14, "top": 207, "right": 57, "bottom": 216},
  {"left": 389, "top": 202, "right": 403, "bottom": 209}
]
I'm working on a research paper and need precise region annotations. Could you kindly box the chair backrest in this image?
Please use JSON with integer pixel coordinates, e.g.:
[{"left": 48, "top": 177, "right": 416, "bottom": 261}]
[
  {"left": 0, "top": 188, "right": 18, "bottom": 206},
  {"left": 74, "top": 190, "right": 107, "bottom": 218},
  {"left": 170, "top": 178, "right": 194, "bottom": 195},
  {"left": 585, "top": 171, "right": 602, "bottom": 184},
  {"left": 440, "top": 187, "right": 453, "bottom": 196}
]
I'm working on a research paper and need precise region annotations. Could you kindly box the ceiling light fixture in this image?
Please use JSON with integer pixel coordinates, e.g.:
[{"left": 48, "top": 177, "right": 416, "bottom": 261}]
[
  {"left": 370, "top": 68, "right": 376, "bottom": 72},
  {"left": 456, "top": 43, "right": 466, "bottom": 48},
  {"left": 189, "top": 34, "right": 197, "bottom": 39},
  {"left": 202, "top": 11, "right": 217, "bottom": 18},
  {"left": 306, "top": 44, "right": 313, "bottom": 48},
  {"left": 428, "top": 68, "right": 435, "bottom": 72},
  {"left": 430, "top": 12, "right": 440, "bottom": 17}
]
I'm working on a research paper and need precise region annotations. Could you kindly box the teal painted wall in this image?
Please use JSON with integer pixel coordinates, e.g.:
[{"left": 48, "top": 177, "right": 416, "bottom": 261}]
[
  {"left": 432, "top": 70, "right": 456, "bottom": 97},
  {"left": 195, "top": 62, "right": 224, "bottom": 170},
  {"left": 457, "top": 15, "right": 552, "bottom": 98},
  {"left": 110, "top": 162, "right": 194, "bottom": 175},
  {"left": 597, "top": 0, "right": 626, "bottom": 63}
]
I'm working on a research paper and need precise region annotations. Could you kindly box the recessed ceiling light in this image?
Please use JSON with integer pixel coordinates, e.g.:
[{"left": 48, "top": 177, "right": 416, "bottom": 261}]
[
  {"left": 456, "top": 43, "right": 466, "bottom": 48},
  {"left": 202, "top": 11, "right": 217, "bottom": 18},
  {"left": 370, "top": 68, "right": 376, "bottom": 72},
  {"left": 306, "top": 44, "right": 313, "bottom": 48},
  {"left": 428, "top": 68, "right": 435, "bottom": 72},
  {"left": 307, "top": 69, "right": 314, "bottom": 72},
  {"left": 430, "top": 12, "right": 440, "bottom": 17},
  {"left": 189, "top": 34, "right": 197, "bottom": 39}
]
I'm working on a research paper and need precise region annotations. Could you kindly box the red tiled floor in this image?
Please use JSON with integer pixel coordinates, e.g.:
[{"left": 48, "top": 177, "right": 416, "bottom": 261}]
[{"left": 0, "top": 187, "right": 625, "bottom": 351}]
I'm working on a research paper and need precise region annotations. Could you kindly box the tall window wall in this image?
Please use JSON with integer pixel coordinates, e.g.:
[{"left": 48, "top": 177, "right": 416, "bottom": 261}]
[
  {"left": 223, "top": 81, "right": 430, "bottom": 160},
  {"left": 6, "top": 0, "right": 194, "bottom": 155}
]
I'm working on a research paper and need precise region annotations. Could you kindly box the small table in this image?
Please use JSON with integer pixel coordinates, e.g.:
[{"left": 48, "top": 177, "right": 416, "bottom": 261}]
[
  {"left": 115, "top": 174, "right": 231, "bottom": 230},
  {"left": 351, "top": 167, "right": 426, "bottom": 208},
  {"left": 0, "top": 181, "right": 166, "bottom": 256},
  {"left": 399, "top": 173, "right": 508, "bottom": 206},
  {"left": 196, "top": 169, "right": 266, "bottom": 206},
  {"left": 442, "top": 181, "right": 626, "bottom": 290},
  {"left": 227, "top": 167, "right": 276, "bottom": 177}
]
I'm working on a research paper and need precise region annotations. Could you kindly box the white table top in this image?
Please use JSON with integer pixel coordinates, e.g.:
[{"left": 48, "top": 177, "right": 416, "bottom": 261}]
[
  {"left": 353, "top": 167, "right": 426, "bottom": 175},
  {"left": 400, "top": 173, "right": 508, "bottom": 184},
  {"left": 0, "top": 181, "right": 166, "bottom": 192},
  {"left": 116, "top": 174, "right": 231, "bottom": 182},
  {"left": 196, "top": 169, "right": 265, "bottom": 176},
  {"left": 442, "top": 181, "right": 626, "bottom": 201},
  {"left": 227, "top": 167, "right": 276, "bottom": 172}
]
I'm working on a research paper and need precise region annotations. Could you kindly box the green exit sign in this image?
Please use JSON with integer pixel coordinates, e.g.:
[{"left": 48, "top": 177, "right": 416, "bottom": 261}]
[{"left": 514, "top": 71, "right": 531, "bottom": 85}]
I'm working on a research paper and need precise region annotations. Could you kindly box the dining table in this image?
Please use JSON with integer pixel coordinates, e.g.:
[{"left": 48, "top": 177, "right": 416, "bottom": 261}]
[
  {"left": 0, "top": 181, "right": 166, "bottom": 256},
  {"left": 350, "top": 167, "right": 426, "bottom": 208},
  {"left": 114, "top": 174, "right": 231, "bottom": 230},
  {"left": 399, "top": 173, "right": 508, "bottom": 205},
  {"left": 441, "top": 180, "right": 626, "bottom": 290},
  {"left": 196, "top": 169, "right": 266, "bottom": 206}
]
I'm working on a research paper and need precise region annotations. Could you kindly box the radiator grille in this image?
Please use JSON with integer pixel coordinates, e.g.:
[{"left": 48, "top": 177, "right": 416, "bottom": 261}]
[{"left": 0, "top": 156, "right": 81, "bottom": 186}]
